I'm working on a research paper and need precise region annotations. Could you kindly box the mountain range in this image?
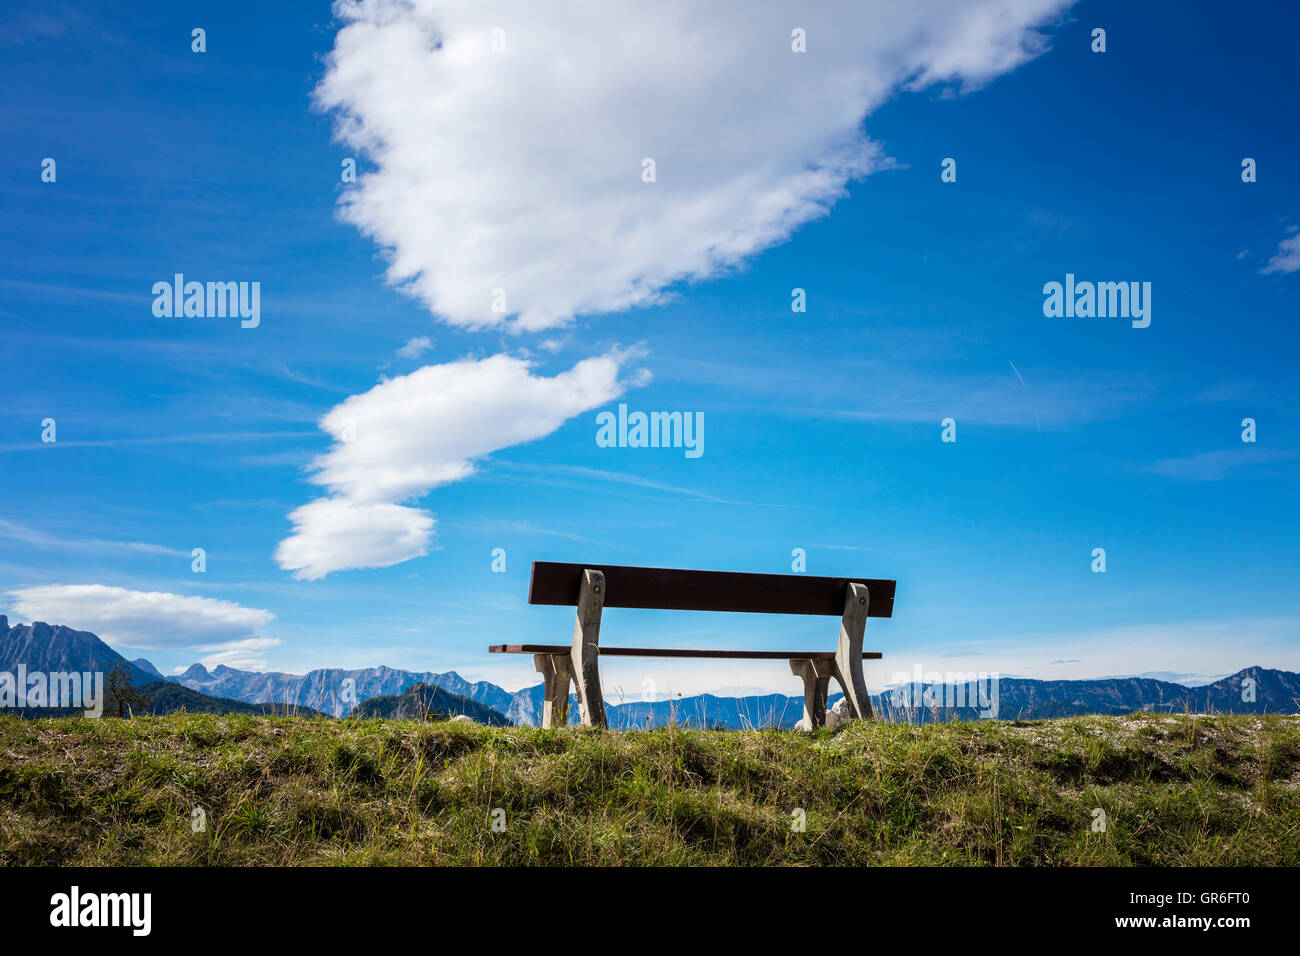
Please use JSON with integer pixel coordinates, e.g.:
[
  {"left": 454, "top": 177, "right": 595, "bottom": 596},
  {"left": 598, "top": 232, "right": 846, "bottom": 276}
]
[
  {"left": 4, "top": 616, "right": 1298, "bottom": 726},
  {"left": 0, "top": 615, "right": 158, "bottom": 688},
  {"left": 0, "top": 615, "right": 332, "bottom": 717},
  {"left": 353, "top": 683, "right": 511, "bottom": 723},
  {"left": 172, "top": 660, "right": 525, "bottom": 720},
  {"left": 167, "top": 657, "right": 1300, "bottom": 727}
]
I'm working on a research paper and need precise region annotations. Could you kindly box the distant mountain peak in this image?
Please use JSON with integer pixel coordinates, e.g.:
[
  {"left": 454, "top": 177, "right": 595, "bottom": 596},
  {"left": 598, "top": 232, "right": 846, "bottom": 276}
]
[
  {"left": 132, "top": 658, "right": 163, "bottom": 679},
  {"left": 0, "top": 618, "right": 161, "bottom": 689}
]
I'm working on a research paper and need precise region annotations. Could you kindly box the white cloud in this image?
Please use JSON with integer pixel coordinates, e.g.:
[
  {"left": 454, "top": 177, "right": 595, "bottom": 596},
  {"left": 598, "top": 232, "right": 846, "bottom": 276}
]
[
  {"left": 314, "top": 0, "right": 1072, "bottom": 330},
  {"left": 275, "top": 497, "right": 435, "bottom": 580},
  {"left": 0, "top": 518, "right": 188, "bottom": 557},
  {"left": 396, "top": 335, "right": 434, "bottom": 358},
  {"left": 6, "top": 584, "right": 278, "bottom": 657},
  {"left": 1144, "top": 447, "right": 1296, "bottom": 481},
  {"left": 1261, "top": 233, "right": 1300, "bottom": 274},
  {"left": 901, "top": 617, "right": 1300, "bottom": 683},
  {"left": 192, "top": 637, "right": 282, "bottom": 672},
  {"left": 472, "top": 616, "right": 1300, "bottom": 695},
  {"left": 275, "top": 350, "right": 639, "bottom": 579}
]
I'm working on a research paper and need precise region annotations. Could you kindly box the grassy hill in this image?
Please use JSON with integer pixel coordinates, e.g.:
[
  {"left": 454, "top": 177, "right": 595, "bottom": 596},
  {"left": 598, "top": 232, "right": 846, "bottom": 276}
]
[{"left": 1, "top": 712, "right": 1297, "bottom": 866}]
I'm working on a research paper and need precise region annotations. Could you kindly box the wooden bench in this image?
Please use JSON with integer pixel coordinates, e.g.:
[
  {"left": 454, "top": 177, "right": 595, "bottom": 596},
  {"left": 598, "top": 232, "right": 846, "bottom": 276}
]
[{"left": 489, "top": 562, "right": 895, "bottom": 730}]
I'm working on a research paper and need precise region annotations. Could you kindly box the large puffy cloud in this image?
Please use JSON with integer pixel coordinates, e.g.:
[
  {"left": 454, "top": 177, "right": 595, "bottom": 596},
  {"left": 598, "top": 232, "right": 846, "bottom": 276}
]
[
  {"left": 315, "top": 0, "right": 1073, "bottom": 330},
  {"left": 6, "top": 585, "right": 278, "bottom": 665},
  {"left": 275, "top": 351, "right": 638, "bottom": 579},
  {"left": 274, "top": 498, "right": 435, "bottom": 579}
]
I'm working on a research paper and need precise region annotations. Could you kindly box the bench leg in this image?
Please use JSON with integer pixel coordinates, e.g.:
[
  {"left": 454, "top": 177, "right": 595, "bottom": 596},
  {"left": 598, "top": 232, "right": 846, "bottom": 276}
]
[
  {"left": 790, "top": 659, "right": 832, "bottom": 729},
  {"left": 533, "top": 653, "right": 573, "bottom": 729},
  {"left": 569, "top": 568, "right": 607, "bottom": 728},
  {"left": 831, "top": 582, "right": 875, "bottom": 719}
]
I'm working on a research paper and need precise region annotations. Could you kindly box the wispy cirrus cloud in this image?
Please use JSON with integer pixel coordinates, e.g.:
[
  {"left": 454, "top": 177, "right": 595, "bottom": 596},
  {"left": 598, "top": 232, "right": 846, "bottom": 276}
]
[
  {"left": 0, "top": 519, "right": 188, "bottom": 558},
  {"left": 0, "top": 3, "right": 91, "bottom": 47},
  {"left": 1144, "top": 447, "right": 1297, "bottom": 481},
  {"left": 396, "top": 336, "right": 434, "bottom": 359},
  {"left": 806, "top": 367, "right": 1154, "bottom": 429},
  {"left": 441, "top": 517, "right": 588, "bottom": 542},
  {"left": 0, "top": 430, "right": 317, "bottom": 454},
  {"left": 1261, "top": 231, "right": 1300, "bottom": 274},
  {"left": 487, "top": 460, "right": 814, "bottom": 509}
]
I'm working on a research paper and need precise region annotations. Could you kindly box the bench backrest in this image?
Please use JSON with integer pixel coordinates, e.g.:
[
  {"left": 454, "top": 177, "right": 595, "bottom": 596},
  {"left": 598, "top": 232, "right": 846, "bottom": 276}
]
[{"left": 528, "top": 561, "right": 895, "bottom": 618}]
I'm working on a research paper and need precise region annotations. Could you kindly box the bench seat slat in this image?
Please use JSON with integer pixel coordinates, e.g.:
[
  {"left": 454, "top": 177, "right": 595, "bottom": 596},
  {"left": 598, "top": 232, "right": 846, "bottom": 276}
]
[
  {"left": 490, "top": 643, "right": 883, "bottom": 661},
  {"left": 528, "top": 562, "right": 895, "bottom": 617}
]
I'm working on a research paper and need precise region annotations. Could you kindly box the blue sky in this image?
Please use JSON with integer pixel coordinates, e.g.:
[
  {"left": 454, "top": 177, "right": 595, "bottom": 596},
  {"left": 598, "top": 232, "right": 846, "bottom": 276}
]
[{"left": 2, "top": 0, "right": 1298, "bottom": 694}]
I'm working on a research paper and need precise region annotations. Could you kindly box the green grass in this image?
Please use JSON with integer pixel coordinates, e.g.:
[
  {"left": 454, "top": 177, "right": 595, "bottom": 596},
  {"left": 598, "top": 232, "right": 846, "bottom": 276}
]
[{"left": 1, "top": 712, "right": 1297, "bottom": 865}]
